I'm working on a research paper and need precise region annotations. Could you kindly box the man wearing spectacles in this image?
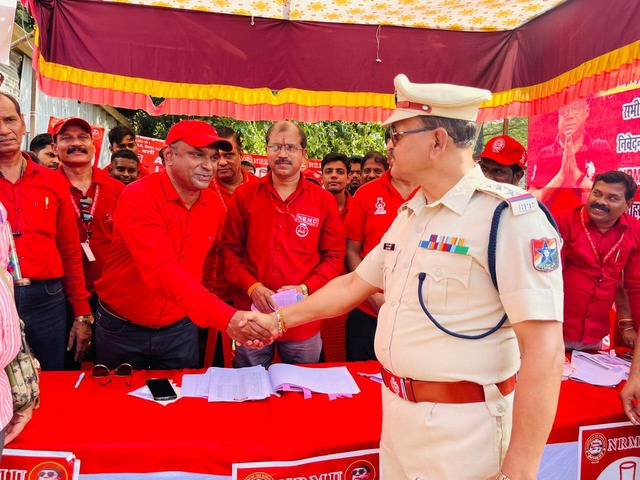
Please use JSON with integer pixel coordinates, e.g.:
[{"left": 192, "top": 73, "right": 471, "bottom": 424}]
[
  {"left": 36, "top": 467, "right": 62, "bottom": 479},
  {"left": 221, "top": 120, "right": 345, "bottom": 367},
  {"left": 95, "top": 120, "right": 273, "bottom": 370},
  {"left": 53, "top": 117, "right": 125, "bottom": 365},
  {"left": 0, "top": 94, "right": 93, "bottom": 370},
  {"left": 203, "top": 127, "right": 257, "bottom": 322},
  {"left": 351, "top": 465, "right": 371, "bottom": 480},
  {"left": 247, "top": 75, "right": 564, "bottom": 480},
  {"left": 529, "top": 97, "right": 615, "bottom": 217}
]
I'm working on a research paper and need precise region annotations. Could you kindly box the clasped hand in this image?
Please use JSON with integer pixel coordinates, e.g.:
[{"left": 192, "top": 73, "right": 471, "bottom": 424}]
[{"left": 226, "top": 310, "right": 281, "bottom": 349}]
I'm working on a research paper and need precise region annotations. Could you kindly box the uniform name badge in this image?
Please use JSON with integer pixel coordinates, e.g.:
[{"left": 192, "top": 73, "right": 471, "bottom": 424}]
[
  {"left": 508, "top": 193, "right": 537, "bottom": 216},
  {"left": 81, "top": 241, "right": 96, "bottom": 262}
]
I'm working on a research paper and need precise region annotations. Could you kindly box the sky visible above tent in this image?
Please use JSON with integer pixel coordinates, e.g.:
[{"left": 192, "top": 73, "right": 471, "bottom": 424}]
[{"left": 102, "top": 0, "right": 567, "bottom": 32}]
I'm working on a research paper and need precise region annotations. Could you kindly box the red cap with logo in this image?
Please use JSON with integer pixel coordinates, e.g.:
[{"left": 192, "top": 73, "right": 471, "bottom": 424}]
[
  {"left": 478, "top": 135, "right": 527, "bottom": 169},
  {"left": 165, "top": 120, "right": 231, "bottom": 150},
  {"left": 51, "top": 117, "right": 92, "bottom": 138}
]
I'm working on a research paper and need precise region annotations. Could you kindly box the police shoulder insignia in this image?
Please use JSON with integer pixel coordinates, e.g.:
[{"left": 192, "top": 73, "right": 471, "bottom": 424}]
[
  {"left": 531, "top": 238, "right": 559, "bottom": 272},
  {"left": 477, "top": 184, "right": 538, "bottom": 216}
]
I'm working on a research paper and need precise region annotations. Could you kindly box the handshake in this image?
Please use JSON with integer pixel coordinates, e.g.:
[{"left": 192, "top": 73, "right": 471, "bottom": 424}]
[{"left": 225, "top": 310, "right": 281, "bottom": 349}]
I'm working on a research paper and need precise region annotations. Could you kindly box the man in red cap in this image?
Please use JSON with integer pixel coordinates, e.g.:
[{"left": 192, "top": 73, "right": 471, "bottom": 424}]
[
  {"left": 52, "top": 117, "right": 125, "bottom": 365},
  {"left": 0, "top": 94, "right": 92, "bottom": 370},
  {"left": 478, "top": 135, "right": 527, "bottom": 186},
  {"left": 94, "top": 120, "right": 273, "bottom": 369}
]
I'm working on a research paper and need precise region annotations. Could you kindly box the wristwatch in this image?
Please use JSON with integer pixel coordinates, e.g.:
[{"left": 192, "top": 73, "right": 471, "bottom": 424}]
[
  {"left": 300, "top": 283, "right": 309, "bottom": 296},
  {"left": 75, "top": 314, "right": 95, "bottom": 325},
  {"left": 496, "top": 470, "right": 511, "bottom": 480}
]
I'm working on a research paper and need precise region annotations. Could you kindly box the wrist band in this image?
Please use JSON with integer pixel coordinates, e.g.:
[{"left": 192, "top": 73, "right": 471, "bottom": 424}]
[
  {"left": 276, "top": 308, "right": 287, "bottom": 334},
  {"left": 622, "top": 326, "right": 635, "bottom": 332},
  {"left": 300, "top": 283, "right": 309, "bottom": 296},
  {"left": 247, "top": 282, "right": 263, "bottom": 297},
  {"left": 619, "top": 318, "right": 634, "bottom": 325}
]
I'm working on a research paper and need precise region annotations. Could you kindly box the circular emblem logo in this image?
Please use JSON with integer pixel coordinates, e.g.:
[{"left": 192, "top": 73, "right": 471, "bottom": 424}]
[
  {"left": 296, "top": 223, "right": 309, "bottom": 238},
  {"left": 584, "top": 433, "right": 607, "bottom": 462},
  {"left": 390, "top": 377, "right": 400, "bottom": 395},
  {"left": 244, "top": 473, "right": 274, "bottom": 480},
  {"left": 29, "top": 461, "right": 69, "bottom": 480},
  {"left": 491, "top": 138, "right": 506, "bottom": 152},
  {"left": 346, "top": 459, "right": 377, "bottom": 480}
]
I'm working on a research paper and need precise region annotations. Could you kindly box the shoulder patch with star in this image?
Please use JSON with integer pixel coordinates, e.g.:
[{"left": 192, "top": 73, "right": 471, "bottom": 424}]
[{"left": 531, "top": 238, "right": 559, "bottom": 272}]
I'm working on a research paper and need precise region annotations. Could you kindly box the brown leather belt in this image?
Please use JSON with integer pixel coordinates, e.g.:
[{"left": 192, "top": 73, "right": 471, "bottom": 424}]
[{"left": 381, "top": 367, "right": 516, "bottom": 404}]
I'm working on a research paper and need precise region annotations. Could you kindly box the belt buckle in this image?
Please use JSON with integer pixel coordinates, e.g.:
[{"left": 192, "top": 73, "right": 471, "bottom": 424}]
[{"left": 387, "top": 371, "right": 409, "bottom": 401}]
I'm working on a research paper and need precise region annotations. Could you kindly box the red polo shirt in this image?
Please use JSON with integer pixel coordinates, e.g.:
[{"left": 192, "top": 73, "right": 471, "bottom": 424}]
[
  {"left": 345, "top": 171, "right": 419, "bottom": 316},
  {"left": 95, "top": 170, "right": 235, "bottom": 328},
  {"left": 558, "top": 206, "right": 640, "bottom": 344},
  {"left": 0, "top": 156, "right": 91, "bottom": 316},
  {"left": 60, "top": 167, "right": 124, "bottom": 293},
  {"left": 338, "top": 190, "right": 351, "bottom": 226},
  {"left": 221, "top": 172, "right": 346, "bottom": 341},
  {"left": 203, "top": 171, "right": 258, "bottom": 302}
]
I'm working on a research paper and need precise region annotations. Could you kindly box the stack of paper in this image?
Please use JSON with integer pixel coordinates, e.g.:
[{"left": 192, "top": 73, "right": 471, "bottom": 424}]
[
  {"left": 567, "top": 351, "right": 631, "bottom": 387},
  {"left": 182, "top": 364, "right": 360, "bottom": 402}
]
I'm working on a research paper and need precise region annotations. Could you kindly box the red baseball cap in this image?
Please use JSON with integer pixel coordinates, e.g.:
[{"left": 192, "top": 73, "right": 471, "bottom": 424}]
[
  {"left": 51, "top": 117, "right": 91, "bottom": 138},
  {"left": 165, "top": 120, "right": 231, "bottom": 150},
  {"left": 478, "top": 135, "right": 527, "bottom": 169}
]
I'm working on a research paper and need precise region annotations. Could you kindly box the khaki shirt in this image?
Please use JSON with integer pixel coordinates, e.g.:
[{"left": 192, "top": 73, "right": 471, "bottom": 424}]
[{"left": 357, "top": 166, "right": 563, "bottom": 384}]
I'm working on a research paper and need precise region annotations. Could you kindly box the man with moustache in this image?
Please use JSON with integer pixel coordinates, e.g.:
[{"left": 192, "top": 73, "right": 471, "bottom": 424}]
[
  {"left": 94, "top": 120, "right": 273, "bottom": 369},
  {"left": 0, "top": 95, "right": 92, "bottom": 370},
  {"left": 557, "top": 170, "right": 640, "bottom": 351},
  {"left": 221, "top": 120, "right": 345, "bottom": 367},
  {"left": 52, "top": 117, "right": 124, "bottom": 312}
]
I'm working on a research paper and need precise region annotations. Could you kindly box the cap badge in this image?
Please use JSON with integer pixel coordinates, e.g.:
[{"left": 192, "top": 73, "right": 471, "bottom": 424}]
[{"left": 492, "top": 138, "right": 506, "bottom": 152}]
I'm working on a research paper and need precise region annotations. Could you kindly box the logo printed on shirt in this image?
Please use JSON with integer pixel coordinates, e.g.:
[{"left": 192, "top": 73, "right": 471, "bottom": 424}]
[
  {"left": 531, "top": 238, "right": 559, "bottom": 272},
  {"left": 374, "top": 197, "right": 387, "bottom": 215},
  {"left": 296, "top": 223, "right": 309, "bottom": 238},
  {"left": 295, "top": 213, "right": 319, "bottom": 227}
]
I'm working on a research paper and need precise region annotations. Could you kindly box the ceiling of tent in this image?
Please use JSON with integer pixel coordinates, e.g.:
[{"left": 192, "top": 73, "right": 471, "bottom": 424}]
[{"left": 27, "top": 0, "right": 640, "bottom": 123}]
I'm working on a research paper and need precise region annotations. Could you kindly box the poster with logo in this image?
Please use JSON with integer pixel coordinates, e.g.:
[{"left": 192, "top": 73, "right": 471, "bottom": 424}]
[
  {"left": 134, "top": 135, "right": 165, "bottom": 175},
  {"left": 232, "top": 448, "right": 379, "bottom": 480},
  {"left": 578, "top": 421, "right": 640, "bottom": 479},
  {"left": 527, "top": 87, "right": 640, "bottom": 219},
  {"left": 0, "top": 448, "right": 80, "bottom": 479},
  {"left": 47, "top": 116, "right": 105, "bottom": 168}
]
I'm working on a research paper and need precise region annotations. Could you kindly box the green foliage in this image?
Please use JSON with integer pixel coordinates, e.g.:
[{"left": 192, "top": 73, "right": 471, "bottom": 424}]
[
  {"left": 16, "top": 3, "right": 35, "bottom": 32},
  {"left": 121, "top": 109, "right": 528, "bottom": 160},
  {"left": 120, "top": 110, "right": 388, "bottom": 159}
]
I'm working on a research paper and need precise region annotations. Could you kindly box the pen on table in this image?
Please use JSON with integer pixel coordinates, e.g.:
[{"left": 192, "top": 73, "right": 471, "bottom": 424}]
[{"left": 74, "top": 372, "right": 85, "bottom": 389}]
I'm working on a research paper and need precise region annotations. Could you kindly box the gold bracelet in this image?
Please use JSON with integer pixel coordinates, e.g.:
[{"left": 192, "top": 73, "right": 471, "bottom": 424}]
[
  {"left": 622, "top": 326, "right": 635, "bottom": 332},
  {"left": 300, "top": 283, "right": 309, "bottom": 297},
  {"left": 275, "top": 308, "right": 287, "bottom": 334},
  {"left": 75, "top": 314, "right": 95, "bottom": 325},
  {"left": 247, "top": 282, "right": 263, "bottom": 297}
]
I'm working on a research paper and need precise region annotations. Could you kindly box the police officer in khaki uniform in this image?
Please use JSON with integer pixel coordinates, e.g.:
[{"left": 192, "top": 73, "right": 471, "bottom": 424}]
[{"left": 247, "top": 75, "right": 565, "bottom": 480}]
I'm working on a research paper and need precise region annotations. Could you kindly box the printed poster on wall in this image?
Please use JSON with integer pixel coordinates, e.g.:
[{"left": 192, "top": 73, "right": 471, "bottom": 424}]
[
  {"left": 527, "top": 87, "right": 640, "bottom": 219},
  {"left": 578, "top": 421, "right": 640, "bottom": 479},
  {"left": 0, "top": 448, "right": 80, "bottom": 479},
  {"left": 134, "top": 135, "right": 165, "bottom": 175},
  {"left": 233, "top": 448, "right": 379, "bottom": 480},
  {"left": 247, "top": 154, "right": 321, "bottom": 181}
]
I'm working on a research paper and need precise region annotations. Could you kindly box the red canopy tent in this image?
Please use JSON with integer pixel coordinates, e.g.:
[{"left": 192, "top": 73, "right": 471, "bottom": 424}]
[{"left": 25, "top": 0, "right": 640, "bottom": 123}]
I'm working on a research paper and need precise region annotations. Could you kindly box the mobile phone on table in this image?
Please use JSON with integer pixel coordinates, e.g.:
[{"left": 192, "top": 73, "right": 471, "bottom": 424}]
[{"left": 146, "top": 378, "right": 177, "bottom": 401}]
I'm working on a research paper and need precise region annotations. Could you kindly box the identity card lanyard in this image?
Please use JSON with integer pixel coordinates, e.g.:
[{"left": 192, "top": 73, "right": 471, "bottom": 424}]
[
  {"left": 580, "top": 206, "right": 625, "bottom": 265},
  {"left": 210, "top": 178, "right": 228, "bottom": 213},
  {"left": 71, "top": 184, "right": 100, "bottom": 262}
]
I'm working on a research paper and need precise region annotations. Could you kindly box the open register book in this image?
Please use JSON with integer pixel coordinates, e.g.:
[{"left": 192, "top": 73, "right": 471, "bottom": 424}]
[{"left": 182, "top": 364, "right": 360, "bottom": 402}]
